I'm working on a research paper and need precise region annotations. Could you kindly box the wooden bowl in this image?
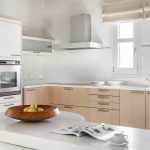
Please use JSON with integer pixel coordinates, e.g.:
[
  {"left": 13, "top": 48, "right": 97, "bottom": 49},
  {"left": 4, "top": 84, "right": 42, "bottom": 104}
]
[{"left": 5, "top": 105, "right": 60, "bottom": 122}]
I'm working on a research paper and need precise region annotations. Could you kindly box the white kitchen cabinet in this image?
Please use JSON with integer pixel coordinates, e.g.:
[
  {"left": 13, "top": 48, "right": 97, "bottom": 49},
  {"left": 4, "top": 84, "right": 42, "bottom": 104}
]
[
  {"left": 0, "top": 17, "right": 21, "bottom": 60},
  {"left": 141, "top": 20, "right": 150, "bottom": 46},
  {"left": 0, "top": 94, "right": 21, "bottom": 113}
]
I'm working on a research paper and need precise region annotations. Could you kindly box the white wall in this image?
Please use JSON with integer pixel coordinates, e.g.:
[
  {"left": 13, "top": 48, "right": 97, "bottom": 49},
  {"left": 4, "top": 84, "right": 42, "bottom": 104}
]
[
  {"left": 0, "top": 0, "right": 46, "bottom": 85},
  {"left": 43, "top": 0, "right": 112, "bottom": 83},
  {"left": 0, "top": 0, "right": 45, "bottom": 37},
  {"left": 2, "top": 0, "right": 150, "bottom": 85}
]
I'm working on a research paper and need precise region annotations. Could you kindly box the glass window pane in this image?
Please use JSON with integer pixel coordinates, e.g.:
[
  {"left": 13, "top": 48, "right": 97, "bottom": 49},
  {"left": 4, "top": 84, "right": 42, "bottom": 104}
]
[
  {"left": 118, "top": 22, "right": 133, "bottom": 39},
  {"left": 118, "top": 42, "right": 134, "bottom": 68}
]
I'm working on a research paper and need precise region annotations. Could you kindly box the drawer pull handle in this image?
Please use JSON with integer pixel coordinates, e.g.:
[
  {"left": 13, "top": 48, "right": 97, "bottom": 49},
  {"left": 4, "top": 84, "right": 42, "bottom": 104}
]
[
  {"left": 130, "top": 91, "right": 144, "bottom": 94},
  {"left": 98, "top": 96, "right": 109, "bottom": 99},
  {"left": 11, "top": 54, "right": 21, "bottom": 56},
  {"left": 98, "top": 102, "right": 109, "bottom": 105},
  {"left": 4, "top": 97, "right": 14, "bottom": 99},
  {"left": 25, "top": 89, "right": 35, "bottom": 92},
  {"left": 97, "top": 109, "right": 109, "bottom": 112},
  {"left": 64, "top": 105, "right": 74, "bottom": 109},
  {"left": 97, "top": 89, "right": 109, "bottom": 92},
  {"left": 64, "top": 87, "right": 73, "bottom": 90},
  {"left": 147, "top": 92, "right": 150, "bottom": 95},
  {"left": 4, "top": 103, "right": 14, "bottom": 107}
]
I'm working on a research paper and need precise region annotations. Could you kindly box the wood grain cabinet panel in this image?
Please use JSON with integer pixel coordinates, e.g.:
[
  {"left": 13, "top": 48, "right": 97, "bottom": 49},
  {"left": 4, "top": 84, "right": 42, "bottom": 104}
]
[
  {"left": 51, "top": 87, "right": 89, "bottom": 107},
  {"left": 90, "top": 108, "right": 119, "bottom": 125},
  {"left": 120, "top": 90, "right": 145, "bottom": 129},
  {"left": 109, "top": 110, "right": 120, "bottom": 125},
  {"left": 146, "top": 91, "right": 150, "bottom": 129},
  {"left": 90, "top": 89, "right": 120, "bottom": 96},
  {"left": 53, "top": 104, "right": 89, "bottom": 121},
  {"left": 24, "top": 87, "right": 51, "bottom": 105},
  {"left": 90, "top": 108, "right": 109, "bottom": 124},
  {"left": 51, "top": 87, "right": 68, "bottom": 105}
]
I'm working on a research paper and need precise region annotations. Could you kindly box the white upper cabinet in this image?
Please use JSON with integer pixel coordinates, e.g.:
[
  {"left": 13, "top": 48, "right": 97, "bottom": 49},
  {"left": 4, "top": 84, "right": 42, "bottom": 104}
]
[
  {"left": 0, "top": 18, "right": 21, "bottom": 60},
  {"left": 141, "top": 20, "right": 150, "bottom": 46}
]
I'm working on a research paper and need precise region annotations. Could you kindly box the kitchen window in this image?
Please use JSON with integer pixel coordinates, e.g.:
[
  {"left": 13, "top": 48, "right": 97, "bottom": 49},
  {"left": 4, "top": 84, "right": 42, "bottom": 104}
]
[{"left": 113, "top": 22, "right": 138, "bottom": 75}]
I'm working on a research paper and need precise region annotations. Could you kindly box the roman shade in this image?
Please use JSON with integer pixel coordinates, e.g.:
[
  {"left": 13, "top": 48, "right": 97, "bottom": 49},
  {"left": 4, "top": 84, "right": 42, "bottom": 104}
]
[{"left": 102, "top": 0, "right": 150, "bottom": 22}]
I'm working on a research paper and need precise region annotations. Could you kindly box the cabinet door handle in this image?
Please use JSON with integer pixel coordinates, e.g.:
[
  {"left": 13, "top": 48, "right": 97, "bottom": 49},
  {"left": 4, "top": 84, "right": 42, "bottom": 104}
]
[
  {"left": 25, "top": 89, "right": 35, "bottom": 92},
  {"left": 147, "top": 92, "right": 150, "bottom": 95},
  {"left": 64, "top": 105, "right": 74, "bottom": 109},
  {"left": 130, "top": 91, "right": 144, "bottom": 94},
  {"left": 98, "top": 96, "right": 109, "bottom": 99},
  {"left": 98, "top": 102, "right": 109, "bottom": 105},
  {"left": 64, "top": 87, "right": 73, "bottom": 90},
  {"left": 11, "top": 54, "right": 21, "bottom": 56},
  {"left": 4, "top": 103, "right": 14, "bottom": 107},
  {"left": 97, "top": 89, "right": 109, "bottom": 92},
  {"left": 97, "top": 109, "right": 109, "bottom": 112},
  {"left": 4, "top": 97, "right": 14, "bottom": 99}
]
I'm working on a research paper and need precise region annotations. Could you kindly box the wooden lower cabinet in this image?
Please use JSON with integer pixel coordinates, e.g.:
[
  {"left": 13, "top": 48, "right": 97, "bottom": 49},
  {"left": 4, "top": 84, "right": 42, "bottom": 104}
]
[
  {"left": 146, "top": 91, "right": 150, "bottom": 129},
  {"left": 51, "top": 87, "right": 89, "bottom": 107},
  {"left": 120, "top": 90, "right": 145, "bottom": 129},
  {"left": 89, "top": 108, "right": 119, "bottom": 125},
  {"left": 54, "top": 104, "right": 89, "bottom": 121},
  {"left": 24, "top": 87, "right": 51, "bottom": 105}
]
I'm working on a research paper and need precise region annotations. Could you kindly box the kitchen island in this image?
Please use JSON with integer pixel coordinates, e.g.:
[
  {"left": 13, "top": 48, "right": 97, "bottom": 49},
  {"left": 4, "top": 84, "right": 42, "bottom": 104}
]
[{"left": 0, "top": 111, "right": 150, "bottom": 150}]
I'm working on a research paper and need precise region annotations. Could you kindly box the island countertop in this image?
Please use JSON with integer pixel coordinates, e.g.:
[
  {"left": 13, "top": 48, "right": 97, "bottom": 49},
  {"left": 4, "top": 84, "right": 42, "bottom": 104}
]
[{"left": 0, "top": 112, "right": 150, "bottom": 150}]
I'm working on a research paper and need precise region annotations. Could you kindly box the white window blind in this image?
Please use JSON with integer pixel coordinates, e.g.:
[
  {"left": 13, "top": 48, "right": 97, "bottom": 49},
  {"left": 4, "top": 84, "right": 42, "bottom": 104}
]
[{"left": 102, "top": 0, "right": 150, "bottom": 22}]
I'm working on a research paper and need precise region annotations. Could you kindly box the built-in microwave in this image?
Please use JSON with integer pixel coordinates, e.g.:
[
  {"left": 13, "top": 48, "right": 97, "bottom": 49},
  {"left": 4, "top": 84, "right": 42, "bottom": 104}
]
[{"left": 0, "top": 60, "right": 21, "bottom": 95}]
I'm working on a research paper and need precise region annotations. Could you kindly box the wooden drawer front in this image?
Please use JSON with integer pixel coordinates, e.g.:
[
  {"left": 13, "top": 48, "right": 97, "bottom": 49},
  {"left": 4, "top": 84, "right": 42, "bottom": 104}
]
[
  {"left": 109, "top": 110, "right": 120, "bottom": 125},
  {"left": 109, "top": 89, "right": 120, "bottom": 96},
  {"left": 90, "top": 89, "right": 119, "bottom": 96},
  {"left": 60, "top": 105, "right": 76, "bottom": 113},
  {"left": 90, "top": 89, "right": 109, "bottom": 95},
  {"left": 75, "top": 107, "right": 89, "bottom": 121},
  {"left": 90, "top": 101, "right": 109, "bottom": 109},
  {"left": 90, "top": 108, "right": 109, "bottom": 123},
  {"left": 109, "top": 103, "right": 120, "bottom": 110},
  {"left": 90, "top": 101, "right": 119, "bottom": 110},
  {"left": 53, "top": 104, "right": 89, "bottom": 121},
  {"left": 90, "top": 95, "right": 109, "bottom": 103},
  {"left": 109, "top": 97, "right": 120, "bottom": 103}
]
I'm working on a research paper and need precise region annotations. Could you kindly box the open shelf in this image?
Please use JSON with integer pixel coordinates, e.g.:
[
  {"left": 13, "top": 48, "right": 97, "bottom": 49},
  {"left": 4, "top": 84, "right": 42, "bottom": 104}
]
[{"left": 22, "top": 36, "right": 54, "bottom": 54}]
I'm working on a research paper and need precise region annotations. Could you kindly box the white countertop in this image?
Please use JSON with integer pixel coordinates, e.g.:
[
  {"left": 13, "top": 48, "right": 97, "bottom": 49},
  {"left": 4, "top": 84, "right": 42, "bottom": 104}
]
[
  {"left": 0, "top": 112, "right": 150, "bottom": 150},
  {"left": 23, "top": 83, "right": 150, "bottom": 91}
]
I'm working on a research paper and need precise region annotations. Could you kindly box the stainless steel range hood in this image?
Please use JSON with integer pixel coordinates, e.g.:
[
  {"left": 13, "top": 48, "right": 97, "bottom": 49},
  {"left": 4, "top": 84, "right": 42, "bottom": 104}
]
[
  {"left": 53, "top": 42, "right": 102, "bottom": 50},
  {"left": 53, "top": 14, "right": 103, "bottom": 50}
]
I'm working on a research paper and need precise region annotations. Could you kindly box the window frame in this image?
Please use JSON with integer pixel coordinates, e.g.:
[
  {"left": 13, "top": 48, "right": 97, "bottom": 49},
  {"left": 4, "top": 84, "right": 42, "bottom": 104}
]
[{"left": 112, "top": 22, "right": 139, "bottom": 75}]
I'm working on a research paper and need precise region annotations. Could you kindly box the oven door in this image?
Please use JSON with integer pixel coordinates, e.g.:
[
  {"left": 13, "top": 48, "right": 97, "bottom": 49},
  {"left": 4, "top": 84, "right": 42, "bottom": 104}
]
[{"left": 0, "top": 65, "right": 21, "bottom": 93}]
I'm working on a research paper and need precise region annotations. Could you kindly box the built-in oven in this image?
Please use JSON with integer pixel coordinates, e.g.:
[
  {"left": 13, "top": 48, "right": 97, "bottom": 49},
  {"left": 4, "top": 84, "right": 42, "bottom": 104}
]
[{"left": 0, "top": 60, "right": 21, "bottom": 96}]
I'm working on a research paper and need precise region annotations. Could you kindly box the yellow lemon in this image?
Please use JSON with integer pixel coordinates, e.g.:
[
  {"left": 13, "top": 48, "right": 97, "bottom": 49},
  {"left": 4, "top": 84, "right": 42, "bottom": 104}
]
[
  {"left": 27, "top": 108, "right": 37, "bottom": 112},
  {"left": 37, "top": 108, "right": 44, "bottom": 112},
  {"left": 23, "top": 107, "right": 29, "bottom": 112}
]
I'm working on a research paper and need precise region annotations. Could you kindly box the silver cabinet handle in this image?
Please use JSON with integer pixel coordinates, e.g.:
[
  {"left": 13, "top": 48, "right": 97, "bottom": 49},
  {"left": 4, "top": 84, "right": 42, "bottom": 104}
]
[
  {"left": 130, "top": 90, "right": 144, "bottom": 94},
  {"left": 98, "top": 102, "right": 109, "bottom": 105},
  {"left": 11, "top": 54, "right": 21, "bottom": 56},
  {"left": 97, "top": 109, "right": 109, "bottom": 112},
  {"left": 98, "top": 96, "right": 109, "bottom": 99},
  {"left": 97, "top": 89, "right": 109, "bottom": 92},
  {"left": 4, "top": 97, "right": 14, "bottom": 99},
  {"left": 64, "top": 87, "right": 73, "bottom": 90},
  {"left": 4, "top": 103, "right": 14, "bottom": 107},
  {"left": 25, "top": 89, "right": 35, "bottom": 92},
  {"left": 64, "top": 105, "right": 74, "bottom": 109}
]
